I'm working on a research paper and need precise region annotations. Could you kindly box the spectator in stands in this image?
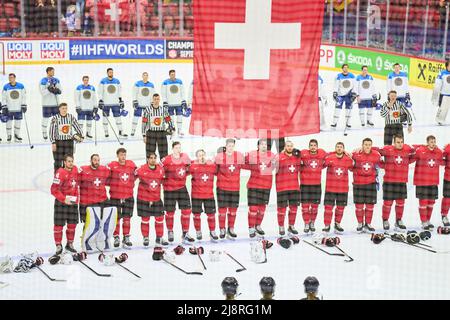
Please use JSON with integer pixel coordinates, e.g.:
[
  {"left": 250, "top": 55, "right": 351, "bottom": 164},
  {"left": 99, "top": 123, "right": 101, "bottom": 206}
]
[
  {"left": 63, "top": 5, "right": 76, "bottom": 36},
  {"left": 439, "top": 0, "right": 449, "bottom": 30},
  {"left": 81, "top": 10, "right": 93, "bottom": 35}
]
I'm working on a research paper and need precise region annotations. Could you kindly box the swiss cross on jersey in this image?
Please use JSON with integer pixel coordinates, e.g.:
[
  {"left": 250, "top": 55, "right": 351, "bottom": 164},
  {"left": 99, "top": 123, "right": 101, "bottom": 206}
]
[
  {"left": 395, "top": 156, "right": 404, "bottom": 165},
  {"left": 335, "top": 167, "right": 344, "bottom": 177},
  {"left": 427, "top": 158, "right": 437, "bottom": 167},
  {"left": 120, "top": 173, "right": 130, "bottom": 183}
]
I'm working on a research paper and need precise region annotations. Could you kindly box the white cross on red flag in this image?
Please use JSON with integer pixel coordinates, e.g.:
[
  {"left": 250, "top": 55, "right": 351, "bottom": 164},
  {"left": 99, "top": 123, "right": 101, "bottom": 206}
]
[{"left": 190, "top": 0, "right": 323, "bottom": 138}]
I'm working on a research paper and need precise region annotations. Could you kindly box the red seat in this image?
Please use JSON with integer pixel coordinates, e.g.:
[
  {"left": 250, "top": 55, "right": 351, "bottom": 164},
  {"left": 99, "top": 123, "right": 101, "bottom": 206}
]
[
  {"left": 0, "top": 18, "right": 8, "bottom": 32},
  {"left": 9, "top": 18, "right": 20, "bottom": 29},
  {"left": 3, "top": 3, "right": 16, "bottom": 17}
]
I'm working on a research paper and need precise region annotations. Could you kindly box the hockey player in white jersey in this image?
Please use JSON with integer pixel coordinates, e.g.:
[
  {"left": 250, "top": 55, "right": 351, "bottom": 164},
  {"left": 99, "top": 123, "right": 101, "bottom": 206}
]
[
  {"left": 318, "top": 75, "right": 327, "bottom": 130},
  {"left": 161, "top": 69, "right": 187, "bottom": 137},
  {"left": 355, "top": 66, "right": 379, "bottom": 127},
  {"left": 40, "top": 67, "right": 61, "bottom": 140},
  {"left": 387, "top": 63, "right": 410, "bottom": 106},
  {"left": 331, "top": 64, "right": 356, "bottom": 130},
  {"left": 130, "top": 72, "right": 154, "bottom": 136},
  {"left": 98, "top": 68, "right": 127, "bottom": 138},
  {"left": 1, "top": 73, "right": 27, "bottom": 143},
  {"left": 188, "top": 80, "right": 193, "bottom": 109},
  {"left": 75, "top": 76, "right": 97, "bottom": 139},
  {"left": 433, "top": 60, "right": 450, "bottom": 125}
]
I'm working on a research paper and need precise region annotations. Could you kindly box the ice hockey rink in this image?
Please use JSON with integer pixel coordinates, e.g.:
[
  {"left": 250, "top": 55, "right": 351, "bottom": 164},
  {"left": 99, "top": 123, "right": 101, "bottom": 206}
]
[{"left": 1, "top": 61, "right": 450, "bottom": 300}]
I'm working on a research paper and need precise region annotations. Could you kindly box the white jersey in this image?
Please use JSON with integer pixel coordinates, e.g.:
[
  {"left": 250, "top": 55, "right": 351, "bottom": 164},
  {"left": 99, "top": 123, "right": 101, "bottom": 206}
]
[
  {"left": 434, "top": 70, "right": 450, "bottom": 96},
  {"left": 2, "top": 82, "right": 26, "bottom": 112},
  {"left": 98, "top": 77, "right": 121, "bottom": 106},
  {"left": 188, "top": 80, "right": 193, "bottom": 106},
  {"left": 75, "top": 84, "right": 97, "bottom": 111},
  {"left": 161, "top": 78, "right": 185, "bottom": 106},
  {"left": 40, "top": 77, "right": 61, "bottom": 107},
  {"left": 318, "top": 75, "right": 325, "bottom": 100},
  {"left": 334, "top": 72, "right": 356, "bottom": 96},
  {"left": 387, "top": 71, "right": 409, "bottom": 98},
  {"left": 355, "top": 74, "right": 377, "bottom": 100},
  {"left": 133, "top": 80, "right": 155, "bottom": 108}
]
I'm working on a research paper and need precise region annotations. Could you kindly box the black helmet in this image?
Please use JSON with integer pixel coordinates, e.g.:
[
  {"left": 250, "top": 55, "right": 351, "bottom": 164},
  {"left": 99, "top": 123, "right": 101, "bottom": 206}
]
[
  {"left": 222, "top": 277, "right": 238, "bottom": 295},
  {"left": 259, "top": 277, "right": 276, "bottom": 294},
  {"left": 303, "top": 276, "right": 319, "bottom": 294}
]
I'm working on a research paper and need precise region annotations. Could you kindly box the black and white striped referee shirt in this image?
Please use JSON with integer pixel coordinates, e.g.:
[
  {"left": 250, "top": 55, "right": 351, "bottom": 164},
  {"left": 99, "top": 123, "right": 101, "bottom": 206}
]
[
  {"left": 49, "top": 113, "right": 83, "bottom": 143},
  {"left": 142, "top": 104, "right": 174, "bottom": 136},
  {"left": 380, "top": 100, "right": 413, "bottom": 126}
]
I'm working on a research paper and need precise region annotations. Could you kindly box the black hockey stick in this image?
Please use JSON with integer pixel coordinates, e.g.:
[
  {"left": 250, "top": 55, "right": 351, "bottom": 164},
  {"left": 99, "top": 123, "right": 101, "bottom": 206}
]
[
  {"left": 94, "top": 113, "right": 97, "bottom": 146},
  {"left": 224, "top": 252, "right": 247, "bottom": 272},
  {"left": 194, "top": 246, "right": 207, "bottom": 270},
  {"left": 76, "top": 259, "right": 112, "bottom": 277},
  {"left": 23, "top": 113, "right": 34, "bottom": 149},
  {"left": 163, "top": 258, "right": 203, "bottom": 275},
  {"left": 302, "top": 239, "right": 345, "bottom": 256},
  {"left": 116, "top": 263, "right": 141, "bottom": 279},
  {"left": 385, "top": 233, "right": 438, "bottom": 254},
  {"left": 104, "top": 114, "right": 123, "bottom": 145},
  {"left": 35, "top": 265, "right": 66, "bottom": 282},
  {"left": 335, "top": 245, "right": 354, "bottom": 262}
]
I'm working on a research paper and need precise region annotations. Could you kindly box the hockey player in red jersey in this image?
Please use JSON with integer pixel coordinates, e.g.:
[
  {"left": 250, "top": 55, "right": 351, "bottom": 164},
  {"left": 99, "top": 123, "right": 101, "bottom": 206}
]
[
  {"left": 162, "top": 141, "right": 193, "bottom": 243},
  {"left": 108, "top": 148, "right": 137, "bottom": 248},
  {"left": 50, "top": 154, "right": 79, "bottom": 255},
  {"left": 322, "top": 142, "right": 353, "bottom": 233},
  {"left": 244, "top": 139, "right": 276, "bottom": 238},
  {"left": 442, "top": 143, "right": 450, "bottom": 227},
  {"left": 413, "top": 135, "right": 444, "bottom": 230},
  {"left": 135, "top": 152, "right": 168, "bottom": 247},
  {"left": 190, "top": 149, "right": 218, "bottom": 241},
  {"left": 300, "top": 139, "right": 327, "bottom": 233},
  {"left": 352, "top": 138, "right": 382, "bottom": 232},
  {"left": 275, "top": 140, "right": 301, "bottom": 236},
  {"left": 376, "top": 135, "right": 415, "bottom": 231},
  {"left": 215, "top": 138, "right": 244, "bottom": 239}
]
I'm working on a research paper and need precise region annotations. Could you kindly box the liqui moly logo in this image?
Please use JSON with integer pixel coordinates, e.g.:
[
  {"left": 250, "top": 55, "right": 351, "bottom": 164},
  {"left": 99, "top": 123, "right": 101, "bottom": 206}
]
[
  {"left": 40, "top": 42, "right": 65, "bottom": 59},
  {"left": 7, "top": 42, "right": 32, "bottom": 60}
]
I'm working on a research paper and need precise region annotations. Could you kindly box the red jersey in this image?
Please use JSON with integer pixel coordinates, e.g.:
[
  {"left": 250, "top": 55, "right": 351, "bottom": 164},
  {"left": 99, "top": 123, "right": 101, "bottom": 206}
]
[
  {"left": 51, "top": 166, "right": 79, "bottom": 204},
  {"left": 377, "top": 144, "right": 415, "bottom": 183},
  {"left": 245, "top": 150, "right": 275, "bottom": 190},
  {"left": 161, "top": 153, "right": 191, "bottom": 191},
  {"left": 413, "top": 145, "right": 444, "bottom": 186},
  {"left": 135, "top": 164, "right": 164, "bottom": 202},
  {"left": 300, "top": 149, "right": 327, "bottom": 185},
  {"left": 352, "top": 150, "right": 382, "bottom": 185},
  {"left": 324, "top": 153, "right": 354, "bottom": 193},
  {"left": 78, "top": 165, "right": 110, "bottom": 205},
  {"left": 215, "top": 151, "right": 244, "bottom": 192},
  {"left": 190, "top": 160, "right": 216, "bottom": 199},
  {"left": 275, "top": 152, "right": 301, "bottom": 192},
  {"left": 444, "top": 144, "right": 450, "bottom": 182},
  {"left": 107, "top": 160, "right": 137, "bottom": 200}
]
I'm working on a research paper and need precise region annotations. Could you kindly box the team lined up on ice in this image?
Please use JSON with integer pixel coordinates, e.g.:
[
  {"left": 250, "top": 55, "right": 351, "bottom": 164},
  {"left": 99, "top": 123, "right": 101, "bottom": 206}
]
[
  {"left": 0, "top": 67, "right": 193, "bottom": 143},
  {"left": 318, "top": 61, "right": 450, "bottom": 130},
  {"left": 50, "top": 135, "right": 450, "bottom": 255}
]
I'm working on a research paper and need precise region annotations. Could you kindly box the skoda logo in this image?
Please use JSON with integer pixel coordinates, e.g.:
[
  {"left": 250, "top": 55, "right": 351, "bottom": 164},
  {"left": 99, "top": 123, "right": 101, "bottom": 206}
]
[
  {"left": 337, "top": 51, "right": 346, "bottom": 65},
  {"left": 376, "top": 57, "right": 383, "bottom": 71}
]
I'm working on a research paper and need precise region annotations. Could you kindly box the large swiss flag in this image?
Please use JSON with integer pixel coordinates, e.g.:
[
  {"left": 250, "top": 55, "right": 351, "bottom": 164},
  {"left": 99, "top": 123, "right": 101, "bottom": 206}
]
[{"left": 190, "top": 0, "right": 324, "bottom": 139}]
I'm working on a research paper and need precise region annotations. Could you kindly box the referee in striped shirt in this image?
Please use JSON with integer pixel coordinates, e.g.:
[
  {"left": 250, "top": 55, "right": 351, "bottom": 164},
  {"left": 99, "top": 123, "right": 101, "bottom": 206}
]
[
  {"left": 50, "top": 103, "right": 83, "bottom": 172},
  {"left": 142, "top": 93, "right": 175, "bottom": 158},
  {"left": 380, "top": 90, "right": 413, "bottom": 145}
]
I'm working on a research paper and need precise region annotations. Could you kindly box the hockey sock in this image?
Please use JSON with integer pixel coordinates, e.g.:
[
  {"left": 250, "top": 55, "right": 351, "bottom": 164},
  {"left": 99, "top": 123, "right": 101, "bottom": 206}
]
[
  {"left": 441, "top": 197, "right": 450, "bottom": 216},
  {"left": 193, "top": 213, "right": 202, "bottom": 231},
  {"left": 395, "top": 199, "right": 405, "bottom": 220},
  {"left": 323, "top": 205, "right": 333, "bottom": 226},
  {"left": 382, "top": 200, "right": 393, "bottom": 220},
  {"left": 86, "top": 120, "right": 92, "bottom": 136},
  {"left": 54, "top": 225, "right": 63, "bottom": 245},
  {"left": 141, "top": 217, "right": 150, "bottom": 237},
  {"left": 66, "top": 224, "right": 76, "bottom": 242},
  {"left": 277, "top": 207, "right": 286, "bottom": 227},
  {"left": 78, "top": 119, "right": 85, "bottom": 132},
  {"left": 345, "top": 108, "right": 352, "bottom": 126},
  {"left": 367, "top": 108, "right": 374, "bottom": 122},
  {"left": 207, "top": 214, "right": 216, "bottom": 231},
  {"left": 218, "top": 208, "right": 227, "bottom": 229},
  {"left": 131, "top": 116, "right": 139, "bottom": 134},
  {"left": 311, "top": 203, "right": 319, "bottom": 222},
  {"left": 332, "top": 108, "right": 341, "bottom": 126},
  {"left": 288, "top": 205, "right": 298, "bottom": 226},
  {"left": 227, "top": 208, "right": 237, "bottom": 229},
  {"left": 365, "top": 204, "right": 374, "bottom": 225},
  {"left": 355, "top": 203, "right": 364, "bottom": 224},
  {"left": 6, "top": 120, "right": 12, "bottom": 136},
  {"left": 181, "top": 209, "right": 191, "bottom": 232},
  {"left": 248, "top": 206, "right": 258, "bottom": 228},
  {"left": 335, "top": 206, "right": 345, "bottom": 223},
  {"left": 359, "top": 109, "right": 365, "bottom": 125},
  {"left": 14, "top": 120, "right": 21, "bottom": 136},
  {"left": 301, "top": 203, "right": 311, "bottom": 224},
  {"left": 102, "top": 117, "right": 109, "bottom": 135},
  {"left": 256, "top": 204, "right": 266, "bottom": 225},
  {"left": 115, "top": 117, "right": 123, "bottom": 132},
  {"left": 155, "top": 216, "right": 164, "bottom": 238},
  {"left": 41, "top": 117, "right": 49, "bottom": 136},
  {"left": 113, "top": 218, "right": 121, "bottom": 236},
  {"left": 419, "top": 199, "right": 428, "bottom": 222},
  {"left": 122, "top": 216, "right": 131, "bottom": 236},
  {"left": 426, "top": 200, "right": 435, "bottom": 221},
  {"left": 176, "top": 115, "right": 183, "bottom": 133},
  {"left": 165, "top": 211, "right": 175, "bottom": 231}
]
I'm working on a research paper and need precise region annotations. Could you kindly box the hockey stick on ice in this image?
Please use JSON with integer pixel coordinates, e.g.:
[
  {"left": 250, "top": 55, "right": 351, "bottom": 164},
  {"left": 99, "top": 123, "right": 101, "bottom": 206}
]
[
  {"left": 116, "top": 263, "right": 141, "bottom": 279},
  {"left": 104, "top": 114, "right": 123, "bottom": 145},
  {"left": 74, "top": 258, "right": 112, "bottom": 277},
  {"left": 385, "top": 233, "right": 438, "bottom": 254},
  {"left": 163, "top": 258, "right": 203, "bottom": 275},
  {"left": 35, "top": 265, "right": 66, "bottom": 282},
  {"left": 335, "top": 245, "right": 354, "bottom": 262},
  {"left": 193, "top": 246, "right": 207, "bottom": 270},
  {"left": 302, "top": 239, "right": 345, "bottom": 257},
  {"left": 23, "top": 113, "right": 34, "bottom": 149},
  {"left": 224, "top": 252, "right": 247, "bottom": 272}
]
